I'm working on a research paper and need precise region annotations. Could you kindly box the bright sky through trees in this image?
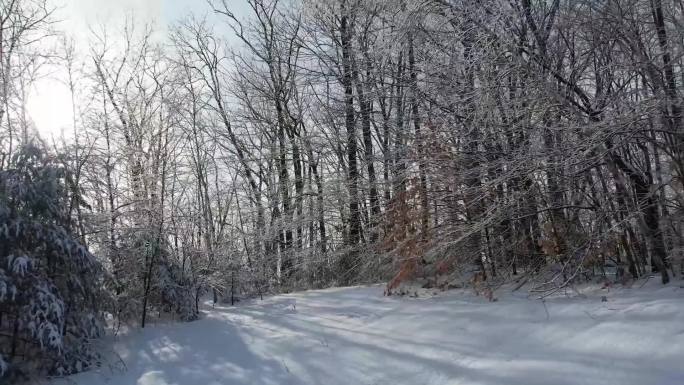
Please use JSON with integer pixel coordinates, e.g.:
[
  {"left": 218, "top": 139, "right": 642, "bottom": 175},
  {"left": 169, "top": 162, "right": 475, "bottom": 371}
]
[{"left": 27, "top": 0, "right": 248, "bottom": 138}]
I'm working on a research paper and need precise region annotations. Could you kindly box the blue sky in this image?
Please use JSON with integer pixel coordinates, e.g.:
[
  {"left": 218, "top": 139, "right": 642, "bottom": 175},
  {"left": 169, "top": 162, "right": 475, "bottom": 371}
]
[{"left": 56, "top": 0, "right": 250, "bottom": 47}]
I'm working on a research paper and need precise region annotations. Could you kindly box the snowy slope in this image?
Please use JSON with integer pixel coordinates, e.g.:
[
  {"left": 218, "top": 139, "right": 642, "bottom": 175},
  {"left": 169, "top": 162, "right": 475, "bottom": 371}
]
[{"left": 53, "top": 281, "right": 684, "bottom": 385}]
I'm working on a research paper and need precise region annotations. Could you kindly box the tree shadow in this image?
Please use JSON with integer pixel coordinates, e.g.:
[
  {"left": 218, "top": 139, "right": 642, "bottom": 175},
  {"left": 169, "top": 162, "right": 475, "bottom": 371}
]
[
  {"left": 55, "top": 286, "right": 683, "bottom": 385},
  {"left": 52, "top": 317, "right": 295, "bottom": 385}
]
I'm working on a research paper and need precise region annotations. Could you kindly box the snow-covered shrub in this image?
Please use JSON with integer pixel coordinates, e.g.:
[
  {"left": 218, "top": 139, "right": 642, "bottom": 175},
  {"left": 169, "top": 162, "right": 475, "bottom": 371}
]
[
  {"left": 158, "top": 262, "right": 200, "bottom": 321},
  {"left": 109, "top": 228, "right": 201, "bottom": 325},
  {"left": 0, "top": 145, "right": 107, "bottom": 380}
]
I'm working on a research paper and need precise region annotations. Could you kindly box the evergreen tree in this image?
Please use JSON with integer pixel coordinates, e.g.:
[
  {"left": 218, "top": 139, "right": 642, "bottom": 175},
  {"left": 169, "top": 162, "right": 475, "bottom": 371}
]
[{"left": 0, "top": 145, "right": 107, "bottom": 380}]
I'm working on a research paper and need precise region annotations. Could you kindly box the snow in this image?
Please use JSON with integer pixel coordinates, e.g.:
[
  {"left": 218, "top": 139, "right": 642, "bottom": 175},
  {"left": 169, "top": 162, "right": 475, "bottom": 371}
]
[
  {"left": 0, "top": 353, "right": 7, "bottom": 377},
  {"left": 54, "top": 280, "right": 684, "bottom": 385},
  {"left": 8, "top": 254, "right": 31, "bottom": 276}
]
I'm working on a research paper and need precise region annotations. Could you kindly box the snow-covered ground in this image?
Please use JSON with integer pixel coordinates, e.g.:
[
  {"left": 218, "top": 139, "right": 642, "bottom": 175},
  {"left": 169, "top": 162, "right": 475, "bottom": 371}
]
[{"left": 53, "top": 280, "right": 684, "bottom": 385}]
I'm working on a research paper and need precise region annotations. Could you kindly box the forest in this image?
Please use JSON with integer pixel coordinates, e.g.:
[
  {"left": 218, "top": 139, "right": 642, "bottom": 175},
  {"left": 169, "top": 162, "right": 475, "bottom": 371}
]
[{"left": 1, "top": 0, "right": 683, "bottom": 382}]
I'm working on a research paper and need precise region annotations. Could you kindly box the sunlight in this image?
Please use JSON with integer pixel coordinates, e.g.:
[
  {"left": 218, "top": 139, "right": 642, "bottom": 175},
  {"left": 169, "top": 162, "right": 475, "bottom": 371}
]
[
  {"left": 26, "top": 76, "right": 74, "bottom": 139},
  {"left": 4, "top": 0, "right": 683, "bottom": 384}
]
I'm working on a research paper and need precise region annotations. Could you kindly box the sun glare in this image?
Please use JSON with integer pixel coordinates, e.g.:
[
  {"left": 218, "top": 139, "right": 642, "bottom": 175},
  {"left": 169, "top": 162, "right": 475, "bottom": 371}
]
[{"left": 27, "top": 75, "right": 74, "bottom": 140}]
